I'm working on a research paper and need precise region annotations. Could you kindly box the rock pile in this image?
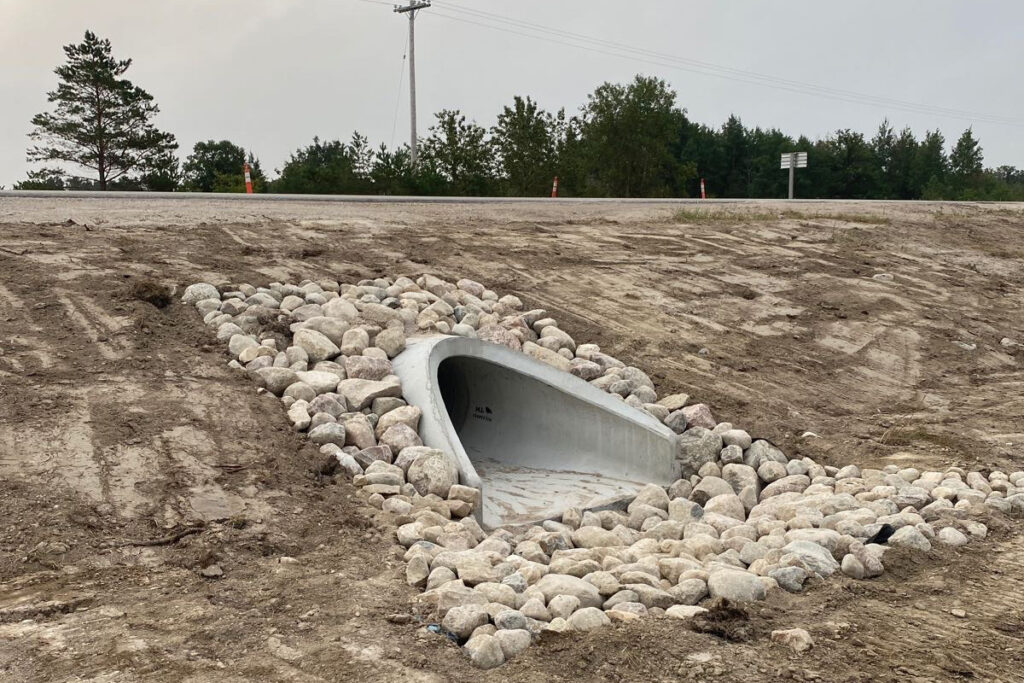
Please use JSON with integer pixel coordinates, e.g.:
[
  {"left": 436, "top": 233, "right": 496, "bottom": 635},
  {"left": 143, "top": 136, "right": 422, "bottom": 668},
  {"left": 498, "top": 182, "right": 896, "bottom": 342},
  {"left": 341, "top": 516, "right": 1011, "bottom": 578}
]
[{"left": 183, "top": 275, "right": 1022, "bottom": 669}]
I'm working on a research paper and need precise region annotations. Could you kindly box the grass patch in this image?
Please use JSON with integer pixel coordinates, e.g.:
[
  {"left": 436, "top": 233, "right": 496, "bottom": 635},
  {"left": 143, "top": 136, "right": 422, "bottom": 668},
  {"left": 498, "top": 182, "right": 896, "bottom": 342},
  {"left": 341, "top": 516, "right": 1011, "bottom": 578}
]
[
  {"left": 777, "top": 209, "right": 892, "bottom": 225},
  {"left": 827, "top": 226, "right": 887, "bottom": 249},
  {"left": 878, "top": 426, "right": 971, "bottom": 452},
  {"left": 672, "top": 208, "right": 891, "bottom": 225},
  {"left": 672, "top": 209, "right": 776, "bottom": 223}
]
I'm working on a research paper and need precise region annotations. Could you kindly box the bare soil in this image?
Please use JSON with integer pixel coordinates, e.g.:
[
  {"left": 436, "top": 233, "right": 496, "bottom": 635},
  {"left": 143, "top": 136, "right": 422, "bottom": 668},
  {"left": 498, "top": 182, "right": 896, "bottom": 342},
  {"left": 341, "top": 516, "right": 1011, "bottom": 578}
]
[{"left": 0, "top": 196, "right": 1022, "bottom": 682}]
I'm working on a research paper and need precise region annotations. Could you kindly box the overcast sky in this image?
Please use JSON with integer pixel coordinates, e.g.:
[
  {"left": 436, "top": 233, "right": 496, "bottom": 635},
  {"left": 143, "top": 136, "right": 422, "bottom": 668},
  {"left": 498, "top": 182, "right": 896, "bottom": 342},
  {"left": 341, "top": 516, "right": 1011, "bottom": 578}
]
[{"left": 2, "top": 0, "right": 1022, "bottom": 188}]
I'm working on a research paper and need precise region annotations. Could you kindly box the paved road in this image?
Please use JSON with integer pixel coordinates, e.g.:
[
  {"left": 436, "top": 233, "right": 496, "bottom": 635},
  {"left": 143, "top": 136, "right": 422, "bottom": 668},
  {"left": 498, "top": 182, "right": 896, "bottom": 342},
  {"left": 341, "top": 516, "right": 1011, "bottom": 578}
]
[
  {"left": 0, "top": 189, "right": 759, "bottom": 204},
  {"left": 0, "top": 189, "right": 1003, "bottom": 206}
]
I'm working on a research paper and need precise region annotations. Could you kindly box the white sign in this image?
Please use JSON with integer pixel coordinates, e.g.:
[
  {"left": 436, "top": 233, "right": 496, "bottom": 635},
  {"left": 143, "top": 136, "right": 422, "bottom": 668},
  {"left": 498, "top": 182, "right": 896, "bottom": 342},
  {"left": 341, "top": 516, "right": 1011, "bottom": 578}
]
[{"left": 780, "top": 152, "right": 808, "bottom": 169}]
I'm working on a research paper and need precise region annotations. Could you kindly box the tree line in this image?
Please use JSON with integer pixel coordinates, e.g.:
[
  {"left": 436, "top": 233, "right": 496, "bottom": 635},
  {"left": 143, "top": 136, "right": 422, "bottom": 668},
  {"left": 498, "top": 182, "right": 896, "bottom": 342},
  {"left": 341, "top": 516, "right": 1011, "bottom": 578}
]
[{"left": 17, "top": 31, "right": 1024, "bottom": 201}]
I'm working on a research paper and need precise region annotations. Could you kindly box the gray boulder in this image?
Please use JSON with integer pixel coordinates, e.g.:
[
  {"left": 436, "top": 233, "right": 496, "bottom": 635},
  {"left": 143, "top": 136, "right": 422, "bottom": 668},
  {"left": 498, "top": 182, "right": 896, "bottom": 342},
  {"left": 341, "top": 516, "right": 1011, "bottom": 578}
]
[
  {"left": 337, "top": 378, "right": 403, "bottom": 411},
  {"left": 255, "top": 367, "right": 299, "bottom": 396},
  {"left": 781, "top": 540, "right": 840, "bottom": 577},
  {"left": 407, "top": 449, "right": 458, "bottom": 497},
  {"left": 677, "top": 427, "right": 723, "bottom": 478},
  {"left": 308, "top": 423, "right": 347, "bottom": 448},
  {"left": 533, "top": 574, "right": 603, "bottom": 609},
  {"left": 293, "top": 329, "right": 340, "bottom": 363}
]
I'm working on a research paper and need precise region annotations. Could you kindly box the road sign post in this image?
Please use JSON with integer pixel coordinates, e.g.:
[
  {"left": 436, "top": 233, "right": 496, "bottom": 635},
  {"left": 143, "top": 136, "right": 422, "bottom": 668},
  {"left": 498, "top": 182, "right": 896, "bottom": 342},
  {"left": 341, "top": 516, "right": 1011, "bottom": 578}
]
[{"left": 780, "top": 152, "right": 808, "bottom": 199}]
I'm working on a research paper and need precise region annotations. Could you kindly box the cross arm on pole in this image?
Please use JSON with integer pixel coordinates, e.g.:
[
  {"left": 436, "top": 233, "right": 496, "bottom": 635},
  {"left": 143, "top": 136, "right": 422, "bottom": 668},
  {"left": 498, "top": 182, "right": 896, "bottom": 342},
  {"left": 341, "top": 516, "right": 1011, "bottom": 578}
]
[{"left": 394, "top": 1, "right": 430, "bottom": 13}]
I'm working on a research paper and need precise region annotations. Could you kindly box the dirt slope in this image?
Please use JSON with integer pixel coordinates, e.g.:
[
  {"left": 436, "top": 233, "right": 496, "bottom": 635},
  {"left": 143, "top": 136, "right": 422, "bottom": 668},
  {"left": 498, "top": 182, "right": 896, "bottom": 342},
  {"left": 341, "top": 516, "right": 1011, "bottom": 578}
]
[{"left": 0, "top": 197, "right": 1022, "bottom": 682}]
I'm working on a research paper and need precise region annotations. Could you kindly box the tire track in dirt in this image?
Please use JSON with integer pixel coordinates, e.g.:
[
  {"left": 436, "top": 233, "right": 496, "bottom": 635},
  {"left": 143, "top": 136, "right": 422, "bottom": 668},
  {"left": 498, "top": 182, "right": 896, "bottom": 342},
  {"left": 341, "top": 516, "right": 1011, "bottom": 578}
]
[{"left": 54, "top": 291, "right": 126, "bottom": 361}]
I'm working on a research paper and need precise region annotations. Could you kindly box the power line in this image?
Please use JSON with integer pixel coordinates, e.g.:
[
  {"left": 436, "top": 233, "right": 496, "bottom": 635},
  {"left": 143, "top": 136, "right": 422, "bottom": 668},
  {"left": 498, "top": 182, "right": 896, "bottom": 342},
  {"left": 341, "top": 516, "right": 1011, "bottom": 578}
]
[
  {"left": 432, "top": 0, "right": 1021, "bottom": 124},
  {"left": 425, "top": 1, "right": 1023, "bottom": 127},
  {"left": 389, "top": 33, "right": 409, "bottom": 149}
]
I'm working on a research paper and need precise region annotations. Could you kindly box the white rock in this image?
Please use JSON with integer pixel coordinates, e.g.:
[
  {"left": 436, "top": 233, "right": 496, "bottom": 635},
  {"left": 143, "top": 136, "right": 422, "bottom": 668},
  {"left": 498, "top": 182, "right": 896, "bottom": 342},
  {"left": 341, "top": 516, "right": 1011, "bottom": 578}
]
[
  {"left": 707, "top": 569, "right": 766, "bottom": 602},
  {"left": 375, "top": 327, "right": 407, "bottom": 358},
  {"left": 228, "top": 334, "right": 259, "bottom": 359},
  {"left": 216, "top": 321, "right": 243, "bottom": 341},
  {"left": 548, "top": 594, "right": 581, "bottom": 620},
  {"left": 294, "top": 370, "right": 341, "bottom": 395},
  {"left": 665, "top": 605, "right": 709, "bottom": 620},
  {"left": 375, "top": 405, "right": 422, "bottom": 438},
  {"left": 322, "top": 297, "right": 358, "bottom": 320},
  {"left": 889, "top": 526, "right": 932, "bottom": 552},
  {"left": 835, "top": 465, "right": 861, "bottom": 480},
  {"left": 690, "top": 476, "right": 734, "bottom": 505},
  {"left": 757, "top": 461, "right": 788, "bottom": 484},
  {"left": 720, "top": 429, "right": 752, "bottom": 450},
  {"left": 520, "top": 598, "right": 550, "bottom": 622},
  {"left": 840, "top": 553, "right": 864, "bottom": 579},
  {"left": 936, "top": 527, "right": 968, "bottom": 547},
  {"left": 670, "top": 579, "right": 708, "bottom": 605},
  {"left": 287, "top": 401, "right": 311, "bottom": 431},
  {"left": 464, "top": 633, "right": 505, "bottom": 669},
  {"left": 543, "top": 617, "right": 570, "bottom": 633},
  {"left": 771, "top": 628, "right": 814, "bottom": 652},
  {"left": 780, "top": 540, "right": 839, "bottom": 577},
  {"left": 535, "top": 575, "right": 603, "bottom": 609},
  {"left": 704, "top": 493, "right": 746, "bottom": 521},
  {"left": 523, "top": 342, "right": 573, "bottom": 372},
  {"left": 566, "top": 606, "right": 609, "bottom": 631},
  {"left": 443, "top": 604, "right": 490, "bottom": 639},
  {"left": 381, "top": 425, "right": 423, "bottom": 455},
  {"left": 182, "top": 282, "right": 220, "bottom": 304},
  {"left": 494, "top": 629, "right": 532, "bottom": 659},
  {"left": 571, "top": 526, "right": 624, "bottom": 548}
]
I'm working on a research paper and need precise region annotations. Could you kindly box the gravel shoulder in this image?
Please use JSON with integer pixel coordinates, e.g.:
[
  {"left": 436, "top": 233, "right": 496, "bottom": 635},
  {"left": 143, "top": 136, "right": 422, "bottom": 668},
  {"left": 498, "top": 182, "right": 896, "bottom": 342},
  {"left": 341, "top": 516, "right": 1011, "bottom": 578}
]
[{"left": 0, "top": 196, "right": 1022, "bottom": 681}]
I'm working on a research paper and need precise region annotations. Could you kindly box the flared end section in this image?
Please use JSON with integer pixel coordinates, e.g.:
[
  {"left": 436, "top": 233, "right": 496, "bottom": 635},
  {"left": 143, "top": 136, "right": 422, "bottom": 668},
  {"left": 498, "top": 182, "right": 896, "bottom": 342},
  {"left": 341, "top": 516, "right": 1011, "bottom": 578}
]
[{"left": 393, "top": 336, "right": 679, "bottom": 528}]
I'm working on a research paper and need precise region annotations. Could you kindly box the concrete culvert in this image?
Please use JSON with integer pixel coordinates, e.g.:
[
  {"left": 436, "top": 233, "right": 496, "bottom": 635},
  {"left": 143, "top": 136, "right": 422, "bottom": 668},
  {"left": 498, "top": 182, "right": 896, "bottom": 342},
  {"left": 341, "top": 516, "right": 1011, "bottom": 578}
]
[{"left": 392, "top": 336, "right": 680, "bottom": 528}]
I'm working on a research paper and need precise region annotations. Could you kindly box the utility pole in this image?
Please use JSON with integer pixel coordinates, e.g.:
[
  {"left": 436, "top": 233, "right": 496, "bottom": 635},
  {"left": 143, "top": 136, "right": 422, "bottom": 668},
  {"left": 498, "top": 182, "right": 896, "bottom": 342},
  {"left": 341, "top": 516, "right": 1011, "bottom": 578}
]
[{"left": 394, "top": 1, "right": 430, "bottom": 167}]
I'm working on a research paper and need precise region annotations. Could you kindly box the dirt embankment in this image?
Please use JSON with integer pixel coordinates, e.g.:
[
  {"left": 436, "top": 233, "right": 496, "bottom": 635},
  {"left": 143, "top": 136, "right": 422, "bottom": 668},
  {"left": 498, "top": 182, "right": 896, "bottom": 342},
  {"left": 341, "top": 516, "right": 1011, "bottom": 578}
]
[{"left": 0, "top": 197, "right": 1022, "bottom": 681}]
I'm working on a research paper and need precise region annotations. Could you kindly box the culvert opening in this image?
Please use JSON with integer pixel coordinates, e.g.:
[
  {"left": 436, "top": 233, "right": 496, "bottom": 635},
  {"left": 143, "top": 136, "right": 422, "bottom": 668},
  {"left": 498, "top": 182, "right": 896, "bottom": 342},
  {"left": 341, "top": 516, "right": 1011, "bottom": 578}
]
[{"left": 435, "top": 352, "right": 677, "bottom": 528}]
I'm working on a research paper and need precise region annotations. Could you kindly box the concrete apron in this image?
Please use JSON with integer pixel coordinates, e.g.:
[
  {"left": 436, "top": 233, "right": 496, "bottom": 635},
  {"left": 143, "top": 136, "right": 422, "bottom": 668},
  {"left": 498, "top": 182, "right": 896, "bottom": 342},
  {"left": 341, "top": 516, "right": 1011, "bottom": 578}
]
[{"left": 392, "top": 336, "right": 680, "bottom": 529}]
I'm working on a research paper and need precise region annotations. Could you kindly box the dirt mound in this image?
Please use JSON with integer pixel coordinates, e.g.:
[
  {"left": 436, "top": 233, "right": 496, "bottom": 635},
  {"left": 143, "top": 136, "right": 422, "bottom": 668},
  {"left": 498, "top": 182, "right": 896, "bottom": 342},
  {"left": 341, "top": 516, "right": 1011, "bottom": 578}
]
[{"left": 689, "top": 598, "right": 757, "bottom": 642}]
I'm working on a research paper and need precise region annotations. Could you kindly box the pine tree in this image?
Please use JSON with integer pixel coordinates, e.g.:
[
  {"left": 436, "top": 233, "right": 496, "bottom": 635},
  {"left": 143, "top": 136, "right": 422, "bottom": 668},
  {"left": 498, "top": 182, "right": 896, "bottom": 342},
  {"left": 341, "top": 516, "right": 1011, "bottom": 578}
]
[
  {"left": 27, "top": 31, "right": 177, "bottom": 190},
  {"left": 950, "top": 128, "right": 984, "bottom": 179},
  {"left": 913, "top": 130, "right": 948, "bottom": 197}
]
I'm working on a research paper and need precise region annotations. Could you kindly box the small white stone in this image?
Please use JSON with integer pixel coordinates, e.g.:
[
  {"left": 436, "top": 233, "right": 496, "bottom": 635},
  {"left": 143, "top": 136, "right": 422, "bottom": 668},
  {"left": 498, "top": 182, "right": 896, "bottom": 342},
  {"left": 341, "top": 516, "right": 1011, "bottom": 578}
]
[{"left": 771, "top": 628, "right": 814, "bottom": 652}]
